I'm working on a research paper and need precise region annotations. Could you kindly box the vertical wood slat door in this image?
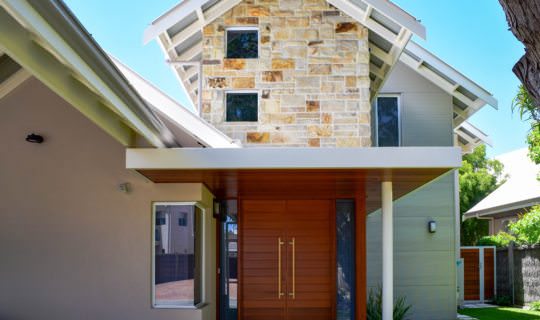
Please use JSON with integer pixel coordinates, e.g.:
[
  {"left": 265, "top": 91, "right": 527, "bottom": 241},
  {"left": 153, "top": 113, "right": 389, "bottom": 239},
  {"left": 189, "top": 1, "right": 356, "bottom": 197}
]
[
  {"left": 240, "top": 200, "right": 334, "bottom": 320},
  {"left": 240, "top": 200, "right": 286, "bottom": 320},
  {"left": 483, "top": 248, "right": 495, "bottom": 301},
  {"left": 461, "top": 249, "right": 480, "bottom": 300},
  {"left": 285, "top": 200, "right": 334, "bottom": 320}
]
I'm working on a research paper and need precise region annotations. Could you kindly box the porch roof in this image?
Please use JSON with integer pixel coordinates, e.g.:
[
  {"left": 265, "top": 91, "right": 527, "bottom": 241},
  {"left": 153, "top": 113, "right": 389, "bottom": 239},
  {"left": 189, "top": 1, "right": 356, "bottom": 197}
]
[{"left": 127, "top": 146, "right": 461, "bottom": 213}]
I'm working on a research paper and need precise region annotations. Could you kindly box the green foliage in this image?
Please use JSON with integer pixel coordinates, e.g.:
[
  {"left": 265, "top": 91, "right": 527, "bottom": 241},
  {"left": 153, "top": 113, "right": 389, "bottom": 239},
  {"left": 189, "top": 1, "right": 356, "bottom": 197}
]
[
  {"left": 509, "top": 206, "right": 540, "bottom": 245},
  {"left": 367, "top": 287, "right": 412, "bottom": 320},
  {"left": 477, "top": 232, "right": 516, "bottom": 247},
  {"left": 512, "top": 85, "right": 540, "bottom": 164},
  {"left": 493, "top": 295, "right": 513, "bottom": 307},
  {"left": 460, "top": 145, "right": 505, "bottom": 245},
  {"left": 529, "top": 301, "right": 540, "bottom": 311}
]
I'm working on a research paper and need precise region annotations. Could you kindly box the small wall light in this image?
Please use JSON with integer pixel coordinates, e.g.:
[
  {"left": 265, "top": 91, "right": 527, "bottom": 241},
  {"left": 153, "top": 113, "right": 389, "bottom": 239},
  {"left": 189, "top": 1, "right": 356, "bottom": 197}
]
[
  {"left": 428, "top": 220, "right": 437, "bottom": 233},
  {"left": 118, "top": 182, "right": 131, "bottom": 194},
  {"left": 213, "top": 199, "right": 227, "bottom": 221},
  {"left": 26, "top": 133, "right": 44, "bottom": 144}
]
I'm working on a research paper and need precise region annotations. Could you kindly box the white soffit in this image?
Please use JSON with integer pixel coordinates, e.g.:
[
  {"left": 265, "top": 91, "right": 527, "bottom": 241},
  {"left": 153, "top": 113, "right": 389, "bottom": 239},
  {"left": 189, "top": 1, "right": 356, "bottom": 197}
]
[
  {"left": 144, "top": 0, "right": 426, "bottom": 107},
  {"left": 126, "top": 147, "right": 461, "bottom": 170},
  {"left": 400, "top": 41, "right": 498, "bottom": 128},
  {"left": 454, "top": 121, "right": 492, "bottom": 154},
  {"left": 111, "top": 55, "right": 241, "bottom": 148}
]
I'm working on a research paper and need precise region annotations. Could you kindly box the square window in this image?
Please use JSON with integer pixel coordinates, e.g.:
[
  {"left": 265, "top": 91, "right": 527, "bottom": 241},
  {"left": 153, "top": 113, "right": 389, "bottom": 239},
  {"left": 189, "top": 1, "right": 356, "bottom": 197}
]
[
  {"left": 226, "top": 29, "right": 258, "bottom": 59},
  {"left": 376, "top": 96, "right": 400, "bottom": 147},
  {"left": 153, "top": 203, "right": 203, "bottom": 307},
  {"left": 226, "top": 92, "right": 258, "bottom": 122}
]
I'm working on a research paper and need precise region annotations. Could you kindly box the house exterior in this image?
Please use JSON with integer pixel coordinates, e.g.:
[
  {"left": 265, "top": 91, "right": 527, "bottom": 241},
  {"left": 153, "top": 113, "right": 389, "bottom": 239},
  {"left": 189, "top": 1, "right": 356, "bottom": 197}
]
[
  {"left": 0, "top": 1, "right": 497, "bottom": 320},
  {"left": 465, "top": 148, "right": 540, "bottom": 235}
]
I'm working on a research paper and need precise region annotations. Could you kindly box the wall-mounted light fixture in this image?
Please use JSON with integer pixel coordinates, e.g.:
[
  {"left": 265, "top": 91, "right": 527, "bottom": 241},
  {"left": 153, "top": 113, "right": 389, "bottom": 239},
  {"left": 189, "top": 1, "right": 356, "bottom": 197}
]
[
  {"left": 213, "top": 199, "right": 227, "bottom": 221},
  {"left": 428, "top": 220, "right": 437, "bottom": 233},
  {"left": 118, "top": 182, "right": 131, "bottom": 194},
  {"left": 26, "top": 133, "right": 44, "bottom": 144}
]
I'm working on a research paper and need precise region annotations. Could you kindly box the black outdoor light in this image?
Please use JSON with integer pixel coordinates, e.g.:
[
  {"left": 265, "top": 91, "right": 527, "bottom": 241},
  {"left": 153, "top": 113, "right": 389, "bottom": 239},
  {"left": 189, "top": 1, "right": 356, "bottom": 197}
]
[
  {"left": 428, "top": 220, "right": 437, "bottom": 233},
  {"left": 25, "top": 133, "right": 44, "bottom": 144}
]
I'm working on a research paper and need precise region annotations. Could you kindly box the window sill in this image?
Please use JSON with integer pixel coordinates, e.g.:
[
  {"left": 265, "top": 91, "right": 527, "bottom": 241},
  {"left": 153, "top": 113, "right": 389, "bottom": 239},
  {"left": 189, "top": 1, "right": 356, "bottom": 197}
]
[{"left": 152, "top": 302, "right": 208, "bottom": 310}]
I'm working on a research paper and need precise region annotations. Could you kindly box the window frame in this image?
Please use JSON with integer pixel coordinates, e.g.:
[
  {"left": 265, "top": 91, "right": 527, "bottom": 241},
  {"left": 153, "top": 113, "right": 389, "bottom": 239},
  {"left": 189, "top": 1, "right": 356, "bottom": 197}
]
[
  {"left": 375, "top": 94, "right": 402, "bottom": 147},
  {"left": 225, "top": 26, "right": 260, "bottom": 59},
  {"left": 225, "top": 90, "right": 259, "bottom": 122},
  {"left": 151, "top": 201, "right": 206, "bottom": 309}
]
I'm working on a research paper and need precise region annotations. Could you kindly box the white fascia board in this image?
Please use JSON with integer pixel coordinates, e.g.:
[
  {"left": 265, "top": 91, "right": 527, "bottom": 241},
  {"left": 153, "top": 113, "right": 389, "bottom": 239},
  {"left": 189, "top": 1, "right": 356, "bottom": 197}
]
[
  {"left": 363, "top": 0, "right": 426, "bottom": 39},
  {"left": 1, "top": 0, "right": 165, "bottom": 147},
  {"left": 126, "top": 147, "right": 462, "bottom": 170},
  {"left": 111, "top": 56, "right": 240, "bottom": 148},
  {"left": 404, "top": 41, "right": 498, "bottom": 109},
  {"left": 143, "top": 0, "right": 206, "bottom": 44},
  {"left": 456, "top": 121, "right": 492, "bottom": 147}
]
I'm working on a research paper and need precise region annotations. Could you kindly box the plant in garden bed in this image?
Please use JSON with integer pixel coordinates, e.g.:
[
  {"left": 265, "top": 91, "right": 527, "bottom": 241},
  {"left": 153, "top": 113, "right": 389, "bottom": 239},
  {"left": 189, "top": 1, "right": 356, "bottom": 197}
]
[
  {"left": 477, "top": 232, "right": 516, "bottom": 247},
  {"left": 366, "top": 287, "right": 412, "bottom": 320}
]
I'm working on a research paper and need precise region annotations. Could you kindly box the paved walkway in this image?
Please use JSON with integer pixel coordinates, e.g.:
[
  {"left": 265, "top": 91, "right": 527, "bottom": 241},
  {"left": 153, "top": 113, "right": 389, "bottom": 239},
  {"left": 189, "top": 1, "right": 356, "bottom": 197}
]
[{"left": 457, "top": 315, "right": 478, "bottom": 320}]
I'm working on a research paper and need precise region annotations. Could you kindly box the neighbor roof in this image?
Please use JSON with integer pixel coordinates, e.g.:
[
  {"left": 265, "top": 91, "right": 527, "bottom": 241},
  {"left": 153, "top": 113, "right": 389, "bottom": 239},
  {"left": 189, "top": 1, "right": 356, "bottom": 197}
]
[
  {"left": 465, "top": 148, "right": 540, "bottom": 219},
  {"left": 144, "top": 0, "right": 426, "bottom": 110}
]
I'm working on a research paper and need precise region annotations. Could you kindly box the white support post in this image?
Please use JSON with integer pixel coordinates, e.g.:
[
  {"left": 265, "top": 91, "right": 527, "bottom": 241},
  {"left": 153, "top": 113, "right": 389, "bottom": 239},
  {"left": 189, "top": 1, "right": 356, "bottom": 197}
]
[{"left": 382, "top": 181, "right": 393, "bottom": 320}]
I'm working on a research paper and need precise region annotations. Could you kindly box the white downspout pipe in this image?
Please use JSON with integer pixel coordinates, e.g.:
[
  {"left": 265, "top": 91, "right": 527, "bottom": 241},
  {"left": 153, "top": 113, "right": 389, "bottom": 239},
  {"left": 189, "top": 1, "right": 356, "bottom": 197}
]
[{"left": 382, "top": 181, "right": 393, "bottom": 320}]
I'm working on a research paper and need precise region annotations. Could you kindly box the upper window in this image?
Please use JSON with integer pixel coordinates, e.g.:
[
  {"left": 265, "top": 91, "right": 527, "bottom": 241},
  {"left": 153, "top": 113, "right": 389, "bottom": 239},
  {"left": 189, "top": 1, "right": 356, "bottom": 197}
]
[
  {"left": 375, "top": 96, "right": 400, "bottom": 147},
  {"left": 226, "top": 28, "right": 258, "bottom": 59},
  {"left": 153, "top": 203, "right": 203, "bottom": 308},
  {"left": 226, "top": 92, "right": 258, "bottom": 122}
]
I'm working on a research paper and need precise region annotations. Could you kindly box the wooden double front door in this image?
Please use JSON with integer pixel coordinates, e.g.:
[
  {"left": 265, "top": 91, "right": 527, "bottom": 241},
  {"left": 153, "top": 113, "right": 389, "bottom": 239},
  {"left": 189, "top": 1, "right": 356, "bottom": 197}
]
[{"left": 240, "top": 200, "right": 335, "bottom": 320}]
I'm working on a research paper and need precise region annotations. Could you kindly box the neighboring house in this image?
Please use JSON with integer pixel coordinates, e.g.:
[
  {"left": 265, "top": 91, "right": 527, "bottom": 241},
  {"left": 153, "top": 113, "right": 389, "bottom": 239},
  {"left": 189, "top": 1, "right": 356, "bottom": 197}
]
[
  {"left": 0, "top": 1, "right": 497, "bottom": 320},
  {"left": 465, "top": 148, "right": 540, "bottom": 235}
]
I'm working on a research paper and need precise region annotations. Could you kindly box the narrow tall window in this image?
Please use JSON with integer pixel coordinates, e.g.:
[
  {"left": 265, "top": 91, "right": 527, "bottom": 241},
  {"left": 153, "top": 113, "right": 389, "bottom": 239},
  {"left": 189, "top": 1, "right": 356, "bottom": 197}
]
[
  {"left": 336, "top": 200, "right": 356, "bottom": 320},
  {"left": 226, "top": 28, "right": 258, "bottom": 59},
  {"left": 153, "top": 203, "right": 203, "bottom": 307},
  {"left": 226, "top": 92, "right": 258, "bottom": 122},
  {"left": 376, "top": 96, "right": 400, "bottom": 147}
]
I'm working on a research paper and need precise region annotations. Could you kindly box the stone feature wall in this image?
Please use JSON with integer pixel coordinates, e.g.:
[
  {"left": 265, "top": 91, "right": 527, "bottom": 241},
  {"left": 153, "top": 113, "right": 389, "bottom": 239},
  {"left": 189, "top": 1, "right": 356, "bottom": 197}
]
[{"left": 201, "top": 0, "right": 371, "bottom": 147}]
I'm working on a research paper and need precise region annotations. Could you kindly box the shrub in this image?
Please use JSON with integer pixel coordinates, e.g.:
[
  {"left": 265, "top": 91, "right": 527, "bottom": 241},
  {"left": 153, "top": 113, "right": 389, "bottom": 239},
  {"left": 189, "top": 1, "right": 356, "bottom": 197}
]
[
  {"left": 477, "top": 232, "right": 516, "bottom": 247},
  {"left": 493, "top": 295, "right": 512, "bottom": 306},
  {"left": 509, "top": 206, "right": 540, "bottom": 245},
  {"left": 530, "top": 301, "right": 540, "bottom": 311},
  {"left": 367, "top": 287, "right": 412, "bottom": 320}
]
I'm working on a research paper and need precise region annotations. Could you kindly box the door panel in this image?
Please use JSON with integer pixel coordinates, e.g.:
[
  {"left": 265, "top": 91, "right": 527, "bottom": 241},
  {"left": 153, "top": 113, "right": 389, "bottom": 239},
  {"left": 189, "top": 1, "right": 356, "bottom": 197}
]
[
  {"left": 240, "top": 199, "right": 334, "bottom": 320},
  {"left": 241, "top": 200, "right": 286, "bottom": 320},
  {"left": 483, "top": 248, "right": 495, "bottom": 300},
  {"left": 461, "top": 249, "right": 480, "bottom": 300},
  {"left": 285, "top": 200, "right": 333, "bottom": 320}
]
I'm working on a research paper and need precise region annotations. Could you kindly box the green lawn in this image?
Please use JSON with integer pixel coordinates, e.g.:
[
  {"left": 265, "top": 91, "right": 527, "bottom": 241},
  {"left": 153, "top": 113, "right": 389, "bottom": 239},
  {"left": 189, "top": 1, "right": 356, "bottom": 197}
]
[{"left": 459, "top": 307, "right": 540, "bottom": 320}]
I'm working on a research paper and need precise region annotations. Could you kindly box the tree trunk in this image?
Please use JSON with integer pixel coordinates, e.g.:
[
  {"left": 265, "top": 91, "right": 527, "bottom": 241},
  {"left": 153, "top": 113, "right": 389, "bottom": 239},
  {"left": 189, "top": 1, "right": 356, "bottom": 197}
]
[{"left": 499, "top": 0, "right": 540, "bottom": 107}]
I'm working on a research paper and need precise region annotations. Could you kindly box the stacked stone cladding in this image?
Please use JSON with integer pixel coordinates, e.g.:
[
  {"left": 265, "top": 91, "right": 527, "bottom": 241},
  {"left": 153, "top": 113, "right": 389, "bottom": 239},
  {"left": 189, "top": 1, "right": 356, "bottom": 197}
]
[{"left": 201, "top": 0, "right": 371, "bottom": 147}]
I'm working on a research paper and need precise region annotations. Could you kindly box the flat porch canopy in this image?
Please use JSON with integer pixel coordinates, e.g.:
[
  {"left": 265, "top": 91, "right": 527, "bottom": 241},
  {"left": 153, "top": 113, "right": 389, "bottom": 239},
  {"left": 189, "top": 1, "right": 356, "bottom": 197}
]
[{"left": 127, "top": 147, "right": 461, "bottom": 213}]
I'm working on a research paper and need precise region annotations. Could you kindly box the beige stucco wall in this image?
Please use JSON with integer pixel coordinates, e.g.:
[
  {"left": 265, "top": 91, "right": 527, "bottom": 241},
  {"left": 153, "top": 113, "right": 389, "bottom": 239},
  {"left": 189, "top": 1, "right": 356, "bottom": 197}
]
[
  {"left": 0, "top": 78, "right": 216, "bottom": 320},
  {"left": 201, "top": 0, "right": 371, "bottom": 147}
]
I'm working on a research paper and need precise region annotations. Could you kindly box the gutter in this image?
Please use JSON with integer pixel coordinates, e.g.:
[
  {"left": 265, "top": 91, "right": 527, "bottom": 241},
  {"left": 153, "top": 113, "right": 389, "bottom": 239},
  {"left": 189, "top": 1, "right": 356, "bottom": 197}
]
[{"left": 25, "top": 0, "right": 178, "bottom": 147}]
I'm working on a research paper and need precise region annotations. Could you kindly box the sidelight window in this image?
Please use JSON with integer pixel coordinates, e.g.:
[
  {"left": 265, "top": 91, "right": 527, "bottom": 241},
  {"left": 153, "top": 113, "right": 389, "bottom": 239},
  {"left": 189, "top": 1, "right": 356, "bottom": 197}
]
[{"left": 152, "top": 202, "right": 204, "bottom": 308}]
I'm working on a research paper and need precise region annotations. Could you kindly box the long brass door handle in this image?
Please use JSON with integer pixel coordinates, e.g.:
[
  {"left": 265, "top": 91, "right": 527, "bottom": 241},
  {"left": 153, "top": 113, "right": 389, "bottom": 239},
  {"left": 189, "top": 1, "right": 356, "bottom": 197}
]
[
  {"left": 278, "top": 237, "right": 285, "bottom": 299},
  {"left": 289, "top": 237, "right": 296, "bottom": 299}
]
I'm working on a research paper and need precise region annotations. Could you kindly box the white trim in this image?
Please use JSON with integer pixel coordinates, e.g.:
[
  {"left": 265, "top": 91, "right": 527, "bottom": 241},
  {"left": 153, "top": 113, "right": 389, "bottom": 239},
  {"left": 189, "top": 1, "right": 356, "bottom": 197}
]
[
  {"left": 479, "top": 248, "right": 485, "bottom": 302},
  {"left": 126, "top": 147, "right": 462, "bottom": 170},
  {"left": 0, "top": 67, "right": 31, "bottom": 99},
  {"left": 362, "top": 0, "right": 426, "bottom": 39},
  {"left": 375, "top": 94, "right": 402, "bottom": 147},
  {"left": 151, "top": 201, "right": 206, "bottom": 309}
]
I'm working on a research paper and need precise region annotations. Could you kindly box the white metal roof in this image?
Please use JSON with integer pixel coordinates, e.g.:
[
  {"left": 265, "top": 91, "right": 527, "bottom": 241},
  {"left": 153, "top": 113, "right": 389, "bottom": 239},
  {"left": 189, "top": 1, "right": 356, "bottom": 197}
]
[
  {"left": 144, "top": 0, "right": 426, "bottom": 109},
  {"left": 465, "top": 148, "right": 540, "bottom": 218},
  {"left": 111, "top": 56, "right": 241, "bottom": 148}
]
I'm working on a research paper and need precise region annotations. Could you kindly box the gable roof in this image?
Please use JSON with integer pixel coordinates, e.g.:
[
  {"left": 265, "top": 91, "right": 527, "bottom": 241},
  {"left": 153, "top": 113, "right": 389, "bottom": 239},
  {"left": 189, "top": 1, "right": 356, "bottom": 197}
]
[
  {"left": 111, "top": 56, "right": 241, "bottom": 148},
  {"left": 144, "top": 0, "right": 426, "bottom": 110},
  {"left": 455, "top": 121, "right": 492, "bottom": 154},
  {"left": 465, "top": 148, "right": 540, "bottom": 219}
]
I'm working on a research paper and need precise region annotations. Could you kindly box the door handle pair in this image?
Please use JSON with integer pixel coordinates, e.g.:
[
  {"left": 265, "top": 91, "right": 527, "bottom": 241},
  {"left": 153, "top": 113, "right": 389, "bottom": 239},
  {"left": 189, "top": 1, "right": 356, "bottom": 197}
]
[{"left": 278, "top": 237, "right": 295, "bottom": 299}]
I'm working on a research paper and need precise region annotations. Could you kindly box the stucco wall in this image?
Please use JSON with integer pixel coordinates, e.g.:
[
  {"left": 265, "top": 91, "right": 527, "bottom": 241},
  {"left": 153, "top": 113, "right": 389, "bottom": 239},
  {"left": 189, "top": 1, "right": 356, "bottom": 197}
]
[
  {"left": 201, "top": 0, "right": 371, "bottom": 147},
  {"left": 366, "top": 63, "right": 457, "bottom": 320},
  {"left": 0, "top": 78, "right": 216, "bottom": 320}
]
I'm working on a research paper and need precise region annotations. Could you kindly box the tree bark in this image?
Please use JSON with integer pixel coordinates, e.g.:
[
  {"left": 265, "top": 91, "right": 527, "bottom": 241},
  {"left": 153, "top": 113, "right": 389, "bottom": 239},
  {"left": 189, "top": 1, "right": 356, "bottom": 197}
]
[{"left": 499, "top": 0, "right": 540, "bottom": 107}]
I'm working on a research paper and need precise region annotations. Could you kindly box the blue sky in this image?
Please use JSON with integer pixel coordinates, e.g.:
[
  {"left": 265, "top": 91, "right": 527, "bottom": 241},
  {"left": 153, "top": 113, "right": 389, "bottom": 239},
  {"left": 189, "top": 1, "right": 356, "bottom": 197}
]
[{"left": 64, "top": 0, "right": 529, "bottom": 157}]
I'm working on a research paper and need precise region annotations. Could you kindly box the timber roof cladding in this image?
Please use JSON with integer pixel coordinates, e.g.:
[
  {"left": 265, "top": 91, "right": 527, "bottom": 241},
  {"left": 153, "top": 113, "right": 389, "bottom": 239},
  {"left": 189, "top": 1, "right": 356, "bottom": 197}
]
[{"left": 143, "top": 0, "right": 427, "bottom": 107}]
